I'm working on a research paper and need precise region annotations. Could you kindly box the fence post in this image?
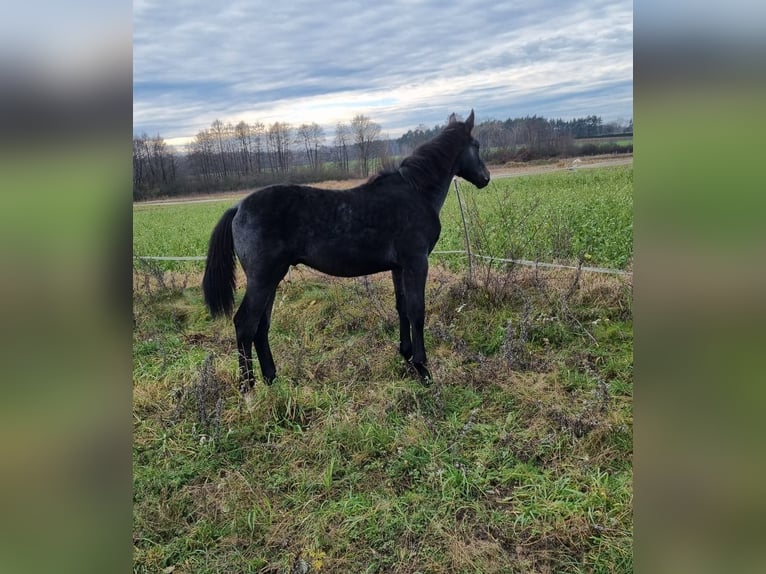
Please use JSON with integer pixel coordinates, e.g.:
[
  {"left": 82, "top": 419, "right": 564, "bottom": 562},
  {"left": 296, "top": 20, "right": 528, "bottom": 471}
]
[{"left": 453, "top": 178, "right": 474, "bottom": 282}]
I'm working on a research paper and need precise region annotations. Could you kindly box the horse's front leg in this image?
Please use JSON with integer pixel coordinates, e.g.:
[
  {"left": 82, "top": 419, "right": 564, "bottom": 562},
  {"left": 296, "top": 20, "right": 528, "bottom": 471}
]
[
  {"left": 402, "top": 260, "right": 432, "bottom": 385},
  {"left": 392, "top": 269, "right": 412, "bottom": 361}
]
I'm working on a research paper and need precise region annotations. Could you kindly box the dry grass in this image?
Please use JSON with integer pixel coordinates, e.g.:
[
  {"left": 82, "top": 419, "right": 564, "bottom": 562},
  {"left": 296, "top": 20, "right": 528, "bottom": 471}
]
[{"left": 133, "top": 262, "right": 632, "bottom": 573}]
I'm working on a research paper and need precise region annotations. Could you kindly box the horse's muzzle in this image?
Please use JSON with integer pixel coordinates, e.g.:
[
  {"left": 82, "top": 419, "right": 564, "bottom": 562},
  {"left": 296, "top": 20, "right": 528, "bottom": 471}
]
[{"left": 476, "top": 167, "right": 491, "bottom": 188}]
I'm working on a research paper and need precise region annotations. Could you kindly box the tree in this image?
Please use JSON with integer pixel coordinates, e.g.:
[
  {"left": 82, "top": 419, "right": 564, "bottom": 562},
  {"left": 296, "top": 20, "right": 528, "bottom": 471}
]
[
  {"left": 296, "top": 122, "right": 324, "bottom": 171},
  {"left": 235, "top": 121, "right": 251, "bottom": 174},
  {"left": 350, "top": 114, "right": 381, "bottom": 177},
  {"left": 250, "top": 121, "right": 265, "bottom": 173},
  {"left": 210, "top": 119, "right": 230, "bottom": 178},
  {"left": 334, "top": 121, "right": 350, "bottom": 175},
  {"left": 149, "top": 134, "right": 173, "bottom": 184},
  {"left": 132, "top": 133, "right": 177, "bottom": 199},
  {"left": 267, "top": 121, "right": 291, "bottom": 174},
  {"left": 188, "top": 128, "right": 216, "bottom": 183},
  {"left": 133, "top": 133, "right": 149, "bottom": 191},
  {"left": 399, "top": 123, "right": 435, "bottom": 155},
  {"left": 474, "top": 119, "right": 510, "bottom": 158}
]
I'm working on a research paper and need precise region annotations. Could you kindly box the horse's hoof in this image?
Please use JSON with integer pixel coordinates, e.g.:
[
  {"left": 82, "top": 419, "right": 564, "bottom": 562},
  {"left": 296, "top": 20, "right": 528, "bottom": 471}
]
[
  {"left": 413, "top": 363, "right": 432, "bottom": 385},
  {"left": 264, "top": 374, "right": 277, "bottom": 386}
]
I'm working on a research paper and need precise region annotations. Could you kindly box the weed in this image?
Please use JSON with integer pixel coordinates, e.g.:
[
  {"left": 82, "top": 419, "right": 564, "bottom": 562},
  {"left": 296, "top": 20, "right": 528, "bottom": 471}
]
[
  {"left": 194, "top": 354, "right": 225, "bottom": 443},
  {"left": 133, "top": 256, "right": 190, "bottom": 296}
]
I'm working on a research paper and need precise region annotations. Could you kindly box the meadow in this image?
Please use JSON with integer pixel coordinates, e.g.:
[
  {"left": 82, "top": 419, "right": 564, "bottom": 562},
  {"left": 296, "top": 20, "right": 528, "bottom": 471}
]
[
  {"left": 437, "top": 166, "right": 632, "bottom": 270},
  {"left": 133, "top": 165, "right": 632, "bottom": 271},
  {"left": 133, "top": 165, "right": 633, "bottom": 573}
]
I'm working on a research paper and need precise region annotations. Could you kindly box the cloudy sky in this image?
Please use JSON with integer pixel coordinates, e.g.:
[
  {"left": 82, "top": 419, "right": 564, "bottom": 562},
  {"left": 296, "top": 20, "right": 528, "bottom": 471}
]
[{"left": 134, "top": 0, "right": 633, "bottom": 149}]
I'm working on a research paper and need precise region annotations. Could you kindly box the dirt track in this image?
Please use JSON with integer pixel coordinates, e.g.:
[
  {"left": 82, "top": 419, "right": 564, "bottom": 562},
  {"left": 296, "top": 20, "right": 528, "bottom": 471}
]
[
  {"left": 489, "top": 154, "right": 632, "bottom": 179},
  {"left": 136, "top": 154, "right": 632, "bottom": 207}
]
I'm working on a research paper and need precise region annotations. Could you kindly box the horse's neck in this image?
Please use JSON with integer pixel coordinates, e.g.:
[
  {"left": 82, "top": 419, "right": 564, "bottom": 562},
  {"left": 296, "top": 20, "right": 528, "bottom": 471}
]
[
  {"left": 400, "top": 152, "right": 460, "bottom": 214},
  {"left": 428, "top": 176, "right": 454, "bottom": 213},
  {"left": 399, "top": 167, "right": 453, "bottom": 214}
]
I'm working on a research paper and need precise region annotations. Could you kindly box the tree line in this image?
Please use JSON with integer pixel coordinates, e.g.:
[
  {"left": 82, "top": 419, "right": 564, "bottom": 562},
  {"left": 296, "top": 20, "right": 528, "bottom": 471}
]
[
  {"left": 133, "top": 113, "right": 632, "bottom": 200},
  {"left": 400, "top": 114, "right": 632, "bottom": 163}
]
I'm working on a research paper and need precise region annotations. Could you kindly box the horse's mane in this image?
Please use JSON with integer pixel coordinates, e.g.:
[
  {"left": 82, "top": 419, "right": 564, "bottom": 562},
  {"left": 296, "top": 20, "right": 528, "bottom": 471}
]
[
  {"left": 365, "top": 168, "right": 401, "bottom": 186},
  {"left": 363, "top": 120, "right": 469, "bottom": 190},
  {"left": 397, "top": 122, "right": 468, "bottom": 190}
]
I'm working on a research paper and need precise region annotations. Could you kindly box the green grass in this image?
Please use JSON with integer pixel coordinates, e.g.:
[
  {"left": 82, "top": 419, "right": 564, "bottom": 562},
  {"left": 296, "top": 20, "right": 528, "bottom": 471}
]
[
  {"left": 133, "top": 201, "right": 233, "bottom": 272},
  {"left": 133, "top": 165, "right": 633, "bottom": 572},
  {"left": 438, "top": 166, "right": 633, "bottom": 270},
  {"left": 133, "top": 166, "right": 633, "bottom": 272}
]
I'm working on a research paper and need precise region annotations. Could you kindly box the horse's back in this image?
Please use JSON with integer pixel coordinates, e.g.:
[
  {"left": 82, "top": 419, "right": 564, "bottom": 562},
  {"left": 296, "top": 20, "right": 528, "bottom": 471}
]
[
  {"left": 238, "top": 181, "right": 427, "bottom": 234},
  {"left": 233, "top": 180, "right": 440, "bottom": 276}
]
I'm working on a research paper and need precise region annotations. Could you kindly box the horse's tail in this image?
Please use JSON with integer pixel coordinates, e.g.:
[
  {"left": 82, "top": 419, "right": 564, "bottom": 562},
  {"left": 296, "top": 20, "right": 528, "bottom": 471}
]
[{"left": 202, "top": 206, "right": 239, "bottom": 317}]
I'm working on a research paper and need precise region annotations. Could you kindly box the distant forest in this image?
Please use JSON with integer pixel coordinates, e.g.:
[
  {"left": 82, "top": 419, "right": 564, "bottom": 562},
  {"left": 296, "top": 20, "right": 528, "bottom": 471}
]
[{"left": 133, "top": 113, "right": 632, "bottom": 200}]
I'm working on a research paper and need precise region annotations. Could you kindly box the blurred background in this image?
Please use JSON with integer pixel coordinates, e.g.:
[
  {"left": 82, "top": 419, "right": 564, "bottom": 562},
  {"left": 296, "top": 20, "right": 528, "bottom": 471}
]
[
  {"left": 636, "top": 2, "right": 766, "bottom": 573},
  {"left": 0, "top": 1, "right": 764, "bottom": 572},
  {"left": 0, "top": 1, "right": 131, "bottom": 573}
]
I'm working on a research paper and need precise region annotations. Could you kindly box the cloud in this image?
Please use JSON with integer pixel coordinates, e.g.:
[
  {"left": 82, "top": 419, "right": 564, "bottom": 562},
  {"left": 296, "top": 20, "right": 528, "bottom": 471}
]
[{"left": 134, "top": 0, "right": 632, "bottom": 144}]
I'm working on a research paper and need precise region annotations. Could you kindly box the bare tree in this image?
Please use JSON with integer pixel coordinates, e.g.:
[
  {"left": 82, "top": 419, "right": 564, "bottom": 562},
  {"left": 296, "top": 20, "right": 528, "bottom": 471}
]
[
  {"left": 210, "top": 119, "right": 230, "bottom": 178},
  {"left": 267, "top": 121, "right": 291, "bottom": 174},
  {"left": 133, "top": 133, "right": 149, "bottom": 190},
  {"left": 132, "top": 132, "right": 177, "bottom": 198},
  {"left": 350, "top": 114, "right": 381, "bottom": 177},
  {"left": 235, "top": 121, "right": 251, "bottom": 174},
  {"left": 150, "top": 134, "right": 171, "bottom": 183},
  {"left": 333, "top": 121, "right": 350, "bottom": 175},
  {"left": 250, "top": 121, "right": 265, "bottom": 173},
  {"left": 296, "top": 122, "right": 325, "bottom": 171},
  {"left": 188, "top": 128, "right": 216, "bottom": 183},
  {"left": 223, "top": 122, "right": 238, "bottom": 174}
]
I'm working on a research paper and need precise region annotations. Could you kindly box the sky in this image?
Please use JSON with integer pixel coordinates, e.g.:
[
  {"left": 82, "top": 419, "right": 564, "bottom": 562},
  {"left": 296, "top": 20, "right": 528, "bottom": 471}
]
[{"left": 133, "top": 0, "right": 633, "bottom": 149}]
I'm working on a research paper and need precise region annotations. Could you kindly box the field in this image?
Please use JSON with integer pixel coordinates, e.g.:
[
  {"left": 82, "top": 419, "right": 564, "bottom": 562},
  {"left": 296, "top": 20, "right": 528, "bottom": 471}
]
[
  {"left": 573, "top": 136, "right": 632, "bottom": 145},
  {"left": 437, "top": 166, "right": 632, "bottom": 270},
  {"left": 133, "top": 166, "right": 633, "bottom": 573},
  {"left": 134, "top": 166, "right": 632, "bottom": 271}
]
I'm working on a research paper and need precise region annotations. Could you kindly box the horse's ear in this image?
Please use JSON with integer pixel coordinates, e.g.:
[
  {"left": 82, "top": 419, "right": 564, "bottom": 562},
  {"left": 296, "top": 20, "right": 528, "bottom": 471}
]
[
  {"left": 466, "top": 109, "right": 475, "bottom": 132},
  {"left": 448, "top": 113, "right": 457, "bottom": 124}
]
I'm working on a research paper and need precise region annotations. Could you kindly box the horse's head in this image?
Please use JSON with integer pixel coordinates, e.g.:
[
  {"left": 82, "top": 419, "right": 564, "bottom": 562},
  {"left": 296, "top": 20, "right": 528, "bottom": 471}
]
[{"left": 452, "top": 110, "right": 491, "bottom": 189}]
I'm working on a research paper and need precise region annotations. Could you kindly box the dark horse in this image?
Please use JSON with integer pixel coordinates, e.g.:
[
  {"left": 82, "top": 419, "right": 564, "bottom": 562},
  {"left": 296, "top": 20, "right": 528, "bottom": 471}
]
[{"left": 202, "top": 110, "right": 490, "bottom": 390}]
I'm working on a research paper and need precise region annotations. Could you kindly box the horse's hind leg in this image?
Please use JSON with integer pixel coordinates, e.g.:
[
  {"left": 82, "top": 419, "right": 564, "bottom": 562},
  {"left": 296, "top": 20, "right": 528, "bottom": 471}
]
[
  {"left": 234, "top": 283, "right": 279, "bottom": 391},
  {"left": 234, "top": 292, "right": 257, "bottom": 392},
  {"left": 254, "top": 288, "right": 278, "bottom": 385}
]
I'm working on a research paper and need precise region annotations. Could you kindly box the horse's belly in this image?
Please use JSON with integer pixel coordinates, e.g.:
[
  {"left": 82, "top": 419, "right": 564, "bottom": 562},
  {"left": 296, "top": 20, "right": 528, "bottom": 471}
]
[{"left": 299, "top": 244, "right": 395, "bottom": 277}]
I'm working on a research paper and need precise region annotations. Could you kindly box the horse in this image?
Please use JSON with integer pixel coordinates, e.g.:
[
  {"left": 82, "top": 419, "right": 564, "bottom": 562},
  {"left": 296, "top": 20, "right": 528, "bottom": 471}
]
[{"left": 202, "top": 110, "right": 490, "bottom": 391}]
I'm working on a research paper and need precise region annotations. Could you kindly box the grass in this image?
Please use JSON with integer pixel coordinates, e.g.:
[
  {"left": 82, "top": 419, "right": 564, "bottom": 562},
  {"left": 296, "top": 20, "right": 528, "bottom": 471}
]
[
  {"left": 438, "top": 166, "right": 632, "bottom": 270},
  {"left": 133, "top": 268, "right": 632, "bottom": 573},
  {"left": 133, "top": 166, "right": 633, "bottom": 272},
  {"left": 133, "top": 201, "right": 232, "bottom": 272},
  {"left": 133, "top": 165, "right": 633, "bottom": 572}
]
